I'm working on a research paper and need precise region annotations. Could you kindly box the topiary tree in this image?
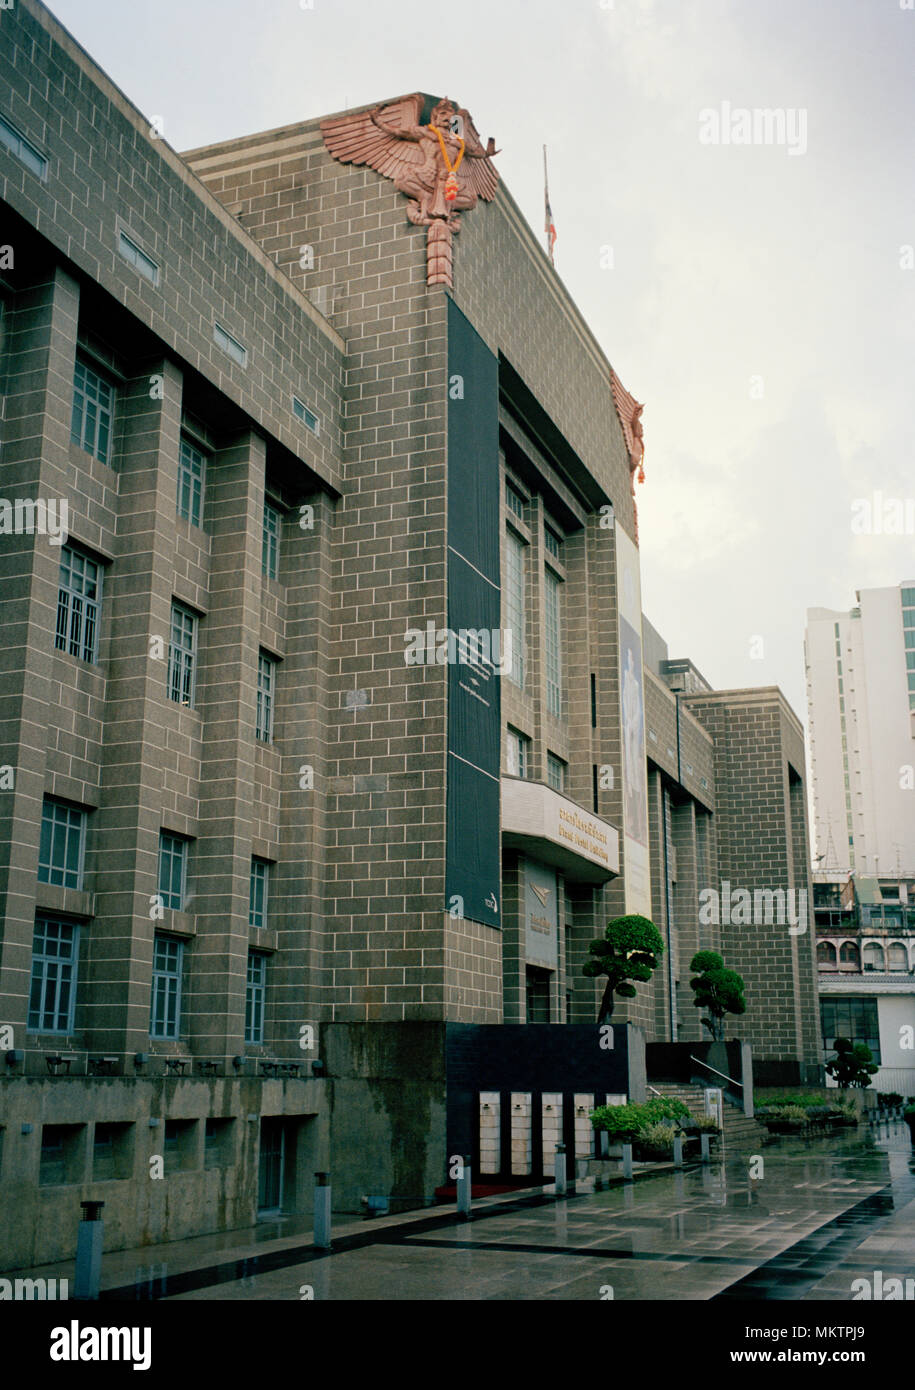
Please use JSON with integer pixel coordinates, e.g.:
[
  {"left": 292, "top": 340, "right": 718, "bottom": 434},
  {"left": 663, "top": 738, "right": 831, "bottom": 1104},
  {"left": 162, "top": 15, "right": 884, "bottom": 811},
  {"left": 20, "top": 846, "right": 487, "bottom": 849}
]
[
  {"left": 825, "top": 1036, "right": 878, "bottom": 1089},
  {"left": 583, "top": 914, "right": 664, "bottom": 1024},
  {"left": 689, "top": 950, "right": 746, "bottom": 1041}
]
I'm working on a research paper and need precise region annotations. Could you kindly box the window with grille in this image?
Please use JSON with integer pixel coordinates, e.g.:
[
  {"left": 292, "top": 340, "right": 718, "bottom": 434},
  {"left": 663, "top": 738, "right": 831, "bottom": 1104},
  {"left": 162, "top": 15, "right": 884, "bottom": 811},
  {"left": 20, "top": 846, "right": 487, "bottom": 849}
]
[
  {"left": 545, "top": 569, "right": 562, "bottom": 717},
  {"left": 168, "top": 602, "right": 197, "bottom": 707},
  {"left": 28, "top": 916, "right": 79, "bottom": 1034},
  {"left": 150, "top": 934, "right": 184, "bottom": 1039},
  {"left": 71, "top": 357, "right": 114, "bottom": 464},
  {"left": 245, "top": 951, "right": 267, "bottom": 1045},
  {"left": 158, "top": 832, "right": 187, "bottom": 911},
  {"left": 504, "top": 529, "right": 526, "bottom": 689},
  {"left": 819, "top": 997, "right": 880, "bottom": 1063},
  {"left": 262, "top": 501, "right": 280, "bottom": 580},
  {"left": 55, "top": 546, "right": 101, "bottom": 663},
  {"left": 38, "top": 798, "right": 86, "bottom": 890},
  {"left": 177, "top": 436, "right": 205, "bottom": 527},
  {"left": 256, "top": 652, "right": 275, "bottom": 743}
]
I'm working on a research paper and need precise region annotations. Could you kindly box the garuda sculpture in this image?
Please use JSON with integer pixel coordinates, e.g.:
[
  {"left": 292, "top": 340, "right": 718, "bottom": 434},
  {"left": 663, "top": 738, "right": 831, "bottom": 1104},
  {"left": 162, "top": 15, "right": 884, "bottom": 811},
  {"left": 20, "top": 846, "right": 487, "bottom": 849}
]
[{"left": 320, "top": 94, "right": 500, "bottom": 288}]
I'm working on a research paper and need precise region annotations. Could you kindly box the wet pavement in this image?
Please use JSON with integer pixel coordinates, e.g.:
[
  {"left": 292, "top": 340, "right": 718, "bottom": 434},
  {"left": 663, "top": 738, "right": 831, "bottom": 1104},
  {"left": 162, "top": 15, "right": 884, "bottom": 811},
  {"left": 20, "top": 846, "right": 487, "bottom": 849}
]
[{"left": 12, "top": 1123, "right": 915, "bottom": 1300}]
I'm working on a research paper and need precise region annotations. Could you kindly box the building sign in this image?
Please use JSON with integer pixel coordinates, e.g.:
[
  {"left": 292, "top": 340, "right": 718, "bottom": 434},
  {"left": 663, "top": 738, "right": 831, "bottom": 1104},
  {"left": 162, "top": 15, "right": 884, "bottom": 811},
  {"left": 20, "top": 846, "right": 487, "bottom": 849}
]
[
  {"left": 445, "top": 299, "right": 501, "bottom": 929},
  {"left": 615, "top": 521, "right": 652, "bottom": 917},
  {"left": 556, "top": 805, "right": 615, "bottom": 872},
  {"left": 523, "top": 857, "right": 558, "bottom": 968}
]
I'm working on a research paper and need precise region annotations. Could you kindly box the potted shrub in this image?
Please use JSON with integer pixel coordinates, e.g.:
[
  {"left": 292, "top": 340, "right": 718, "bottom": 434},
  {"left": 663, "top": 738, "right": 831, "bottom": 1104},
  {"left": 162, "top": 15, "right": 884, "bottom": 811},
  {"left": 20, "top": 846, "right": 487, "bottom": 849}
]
[
  {"left": 590, "top": 1102, "right": 644, "bottom": 1157},
  {"left": 635, "top": 1121, "right": 678, "bottom": 1162}
]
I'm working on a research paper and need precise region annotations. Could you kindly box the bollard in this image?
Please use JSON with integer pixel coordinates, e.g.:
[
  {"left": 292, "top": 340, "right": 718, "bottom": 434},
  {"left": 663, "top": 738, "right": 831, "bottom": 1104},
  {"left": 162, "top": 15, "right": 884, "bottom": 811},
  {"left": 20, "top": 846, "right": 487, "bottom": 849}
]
[
  {"left": 554, "top": 1142, "right": 567, "bottom": 1196},
  {"left": 621, "top": 1142, "right": 633, "bottom": 1181},
  {"left": 74, "top": 1200, "right": 105, "bottom": 1300},
  {"left": 599, "top": 1130, "right": 609, "bottom": 1159},
  {"left": 457, "top": 1155, "right": 472, "bottom": 1219},
  {"left": 700, "top": 1133, "right": 710, "bottom": 1164},
  {"left": 314, "top": 1172, "right": 332, "bottom": 1250},
  {"left": 673, "top": 1136, "right": 684, "bottom": 1169}
]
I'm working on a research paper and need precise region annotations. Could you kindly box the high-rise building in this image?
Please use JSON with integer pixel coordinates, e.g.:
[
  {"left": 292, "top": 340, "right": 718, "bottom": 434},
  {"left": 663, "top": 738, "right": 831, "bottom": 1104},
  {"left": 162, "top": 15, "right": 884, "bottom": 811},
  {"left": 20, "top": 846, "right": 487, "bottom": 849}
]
[
  {"left": 1, "top": 0, "right": 820, "bottom": 1271},
  {"left": 805, "top": 584, "right": 915, "bottom": 876}
]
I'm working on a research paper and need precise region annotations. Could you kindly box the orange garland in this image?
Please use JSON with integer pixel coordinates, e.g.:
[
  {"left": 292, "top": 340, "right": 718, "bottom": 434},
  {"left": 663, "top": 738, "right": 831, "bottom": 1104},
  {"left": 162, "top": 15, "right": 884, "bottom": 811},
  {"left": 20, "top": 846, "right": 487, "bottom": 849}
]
[{"left": 431, "top": 123, "right": 465, "bottom": 201}]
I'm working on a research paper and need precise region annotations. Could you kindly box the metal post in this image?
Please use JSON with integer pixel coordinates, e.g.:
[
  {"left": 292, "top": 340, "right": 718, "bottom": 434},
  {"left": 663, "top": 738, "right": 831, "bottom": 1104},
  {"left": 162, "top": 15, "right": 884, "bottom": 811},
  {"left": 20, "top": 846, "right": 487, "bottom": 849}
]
[
  {"left": 457, "top": 1154, "right": 472, "bottom": 1219},
  {"left": 673, "top": 1136, "right": 684, "bottom": 1168},
  {"left": 74, "top": 1200, "right": 105, "bottom": 1300},
  {"left": 314, "top": 1171, "right": 332, "bottom": 1249},
  {"left": 554, "top": 1142, "right": 567, "bottom": 1195},
  {"left": 700, "top": 1133, "right": 710, "bottom": 1163},
  {"left": 621, "top": 1142, "right": 633, "bottom": 1181}
]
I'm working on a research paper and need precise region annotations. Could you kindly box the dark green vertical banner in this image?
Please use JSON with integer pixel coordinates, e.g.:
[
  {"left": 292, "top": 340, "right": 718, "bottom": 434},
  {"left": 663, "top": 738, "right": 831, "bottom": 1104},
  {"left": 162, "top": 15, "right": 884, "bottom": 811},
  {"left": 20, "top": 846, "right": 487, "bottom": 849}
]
[{"left": 446, "top": 298, "right": 501, "bottom": 929}]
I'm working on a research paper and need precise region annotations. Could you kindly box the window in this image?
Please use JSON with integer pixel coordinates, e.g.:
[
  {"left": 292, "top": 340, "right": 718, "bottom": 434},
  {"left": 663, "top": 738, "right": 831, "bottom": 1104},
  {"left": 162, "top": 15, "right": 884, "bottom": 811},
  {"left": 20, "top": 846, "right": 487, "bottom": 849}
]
[
  {"left": 504, "top": 529, "right": 526, "bottom": 689},
  {"left": 168, "top": 602, "right": 197, "bottom": 707},
  {"left": 28, "top": 916, "right": 79, "bottom": 1034},
  {"left": 887, "top": 942, "right": 908, "bottom": 972},
  {"left": 256, "top": 652, "right": 276, "bottom": 743},
  {"left": 249, "top": 858, "right": 269, "bottom": 929},
  {"left": 839, "top": 941, "right": 859, "bottom": 968},
  {"left": 245, "top": 951, "right": 267, "bottom": 1045},
  {"left": 544, "top": 568, "right": 562, "bottom": 717},
  {"left": 820, "top": 997, "right": 880, "bottom": 1063},
  {"left": 55, "top": 546, "right": 101, "bottom": 663},
  {"left": 505, "top": 483, "right": 526, "bottom": 521},
  {"left": 213, "top": 322, "right": 247, "bottom": 366},
  {"left": 506, "top": 727, "right": 530, "bottom": 778},
  {"left": 816, "top": 941, "right": 837, "bottom": 968},
  {"left": 547, "top": 754, "right": 566, "bottom": 793},
  {"left": 544, "top": 527, "right": 563, "bottom": 560},
  {"left": 0, "top": 112, "right": 48, "bottom": 179},
  {"left": 118, "top": 231, "right": 159, "bottom": 285},
  {"left": 856, "top": 939, "right": 878, "bottom": 973},
  {"left": 177, "top": 436, "right": 205, "bottom": 527},
  {"left": 38, "top": 798, "right": 86, "bottom": 890},
  {"left": 150, "top": 934, "right": 184, "bottom": 1039},
  {"left": 262, "top": 501, "right": 280, "bottom": 580},
  {"left": 158, "top": 832, "right": 187, "bottom": 911},
  {"left": 71, "top": 357, "right": 115, "bottom": 464},
  {"left": 292, "top": 396, "right": 320, "bottom": 435}
]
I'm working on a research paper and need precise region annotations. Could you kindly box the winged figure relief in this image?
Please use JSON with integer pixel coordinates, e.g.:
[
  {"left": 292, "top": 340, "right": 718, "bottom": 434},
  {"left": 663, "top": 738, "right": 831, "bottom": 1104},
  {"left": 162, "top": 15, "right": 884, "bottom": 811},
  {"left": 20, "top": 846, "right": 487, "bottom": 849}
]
[{"left": 321, "top": 95, "right": 500, "bottom": 287}]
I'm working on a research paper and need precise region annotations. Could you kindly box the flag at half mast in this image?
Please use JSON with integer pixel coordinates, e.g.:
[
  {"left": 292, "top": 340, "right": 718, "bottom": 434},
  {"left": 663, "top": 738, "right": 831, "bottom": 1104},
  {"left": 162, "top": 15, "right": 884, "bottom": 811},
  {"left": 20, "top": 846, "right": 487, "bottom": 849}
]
[{"left": 544, "top": 145, "right": 557, "bottom": 265}]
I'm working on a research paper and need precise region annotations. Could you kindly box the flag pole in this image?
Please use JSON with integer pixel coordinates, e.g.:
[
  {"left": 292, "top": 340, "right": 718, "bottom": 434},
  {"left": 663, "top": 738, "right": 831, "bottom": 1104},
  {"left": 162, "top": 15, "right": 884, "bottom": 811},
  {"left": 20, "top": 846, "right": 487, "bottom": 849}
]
[{"left": 543, "top": 144, "right": 555, "bottom": 266}]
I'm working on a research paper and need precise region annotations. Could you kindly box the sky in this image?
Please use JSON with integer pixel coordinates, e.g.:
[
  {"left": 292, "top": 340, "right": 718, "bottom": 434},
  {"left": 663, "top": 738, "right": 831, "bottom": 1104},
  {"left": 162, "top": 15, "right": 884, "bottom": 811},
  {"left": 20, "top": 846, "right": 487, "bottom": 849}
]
[{"left": 46, "top": 0, "right": 915, "bottom": 722}]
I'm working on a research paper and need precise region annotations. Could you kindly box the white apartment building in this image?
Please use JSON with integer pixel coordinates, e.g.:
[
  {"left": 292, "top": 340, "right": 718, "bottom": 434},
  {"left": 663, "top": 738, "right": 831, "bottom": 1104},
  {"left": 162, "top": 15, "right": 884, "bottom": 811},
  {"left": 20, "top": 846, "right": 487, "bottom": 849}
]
[{"left": 805, "top": 583, "right": 915, "bottom": 876}]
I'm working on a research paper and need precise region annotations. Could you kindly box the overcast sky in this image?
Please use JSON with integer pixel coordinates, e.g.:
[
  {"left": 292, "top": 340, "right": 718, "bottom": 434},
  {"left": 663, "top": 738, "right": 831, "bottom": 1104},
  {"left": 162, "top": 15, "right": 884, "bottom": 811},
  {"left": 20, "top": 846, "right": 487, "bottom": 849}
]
[{"left": 47, "top": 0, "right": 915, "bottom": 721}]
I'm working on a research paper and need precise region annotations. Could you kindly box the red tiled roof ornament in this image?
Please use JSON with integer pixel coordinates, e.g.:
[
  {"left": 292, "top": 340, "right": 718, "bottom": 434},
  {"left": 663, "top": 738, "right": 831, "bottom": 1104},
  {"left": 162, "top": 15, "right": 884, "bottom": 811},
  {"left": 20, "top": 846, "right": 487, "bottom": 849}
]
[
  {"left": 321, "top": 94, "right": 500, "bottom": 289},
  {"left": 610, "top": 368, "right": 646, "bottom": 540}
]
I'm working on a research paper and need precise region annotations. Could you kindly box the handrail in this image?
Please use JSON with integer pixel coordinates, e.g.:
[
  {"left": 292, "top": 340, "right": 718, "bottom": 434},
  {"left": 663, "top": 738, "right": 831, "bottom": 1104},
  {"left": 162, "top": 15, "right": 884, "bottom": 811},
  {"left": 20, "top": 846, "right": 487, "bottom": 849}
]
[
  {"left": 647, "top": 1085, "right": 663, "bottom": 1096},
  {"left": 689, "top": 1055, "right": 743, "bottom": 1090}
]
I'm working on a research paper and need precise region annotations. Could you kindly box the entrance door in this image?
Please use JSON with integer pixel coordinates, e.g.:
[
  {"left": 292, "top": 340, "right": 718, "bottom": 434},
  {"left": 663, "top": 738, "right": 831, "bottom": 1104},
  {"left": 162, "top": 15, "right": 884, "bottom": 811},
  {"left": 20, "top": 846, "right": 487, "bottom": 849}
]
[{"left": 258, "top": 1118, "right": 285, "bottom": 1213}]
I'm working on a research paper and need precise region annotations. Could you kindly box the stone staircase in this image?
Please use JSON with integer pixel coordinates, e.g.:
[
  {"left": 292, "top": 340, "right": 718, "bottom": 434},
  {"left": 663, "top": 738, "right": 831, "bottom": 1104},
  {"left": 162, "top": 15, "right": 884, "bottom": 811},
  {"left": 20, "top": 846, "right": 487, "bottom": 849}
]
[{"left": 649, "top": 1082, "right": 771, "bottom": 1150}]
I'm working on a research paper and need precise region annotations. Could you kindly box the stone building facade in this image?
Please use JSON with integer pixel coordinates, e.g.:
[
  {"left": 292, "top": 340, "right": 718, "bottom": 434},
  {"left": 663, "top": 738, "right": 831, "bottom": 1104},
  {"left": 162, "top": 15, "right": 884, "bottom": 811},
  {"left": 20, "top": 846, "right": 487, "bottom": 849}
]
[{"left": 0, "top": 0, "right": 819, "bottom": 1269}]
